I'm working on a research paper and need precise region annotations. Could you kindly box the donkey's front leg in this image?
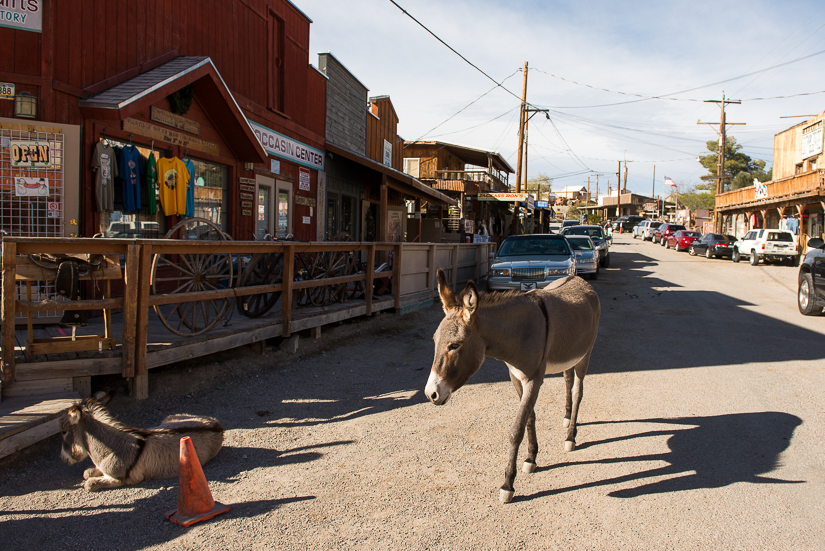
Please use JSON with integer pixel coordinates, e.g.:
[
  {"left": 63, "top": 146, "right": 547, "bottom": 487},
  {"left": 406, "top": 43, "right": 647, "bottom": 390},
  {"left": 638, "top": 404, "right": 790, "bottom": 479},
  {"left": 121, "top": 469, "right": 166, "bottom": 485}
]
[
  {"left": 500, "top": 377, "right": 541, "bottom": 504},
  {"left": 84, "top": 474, "right": 126, "bottom": 492}
]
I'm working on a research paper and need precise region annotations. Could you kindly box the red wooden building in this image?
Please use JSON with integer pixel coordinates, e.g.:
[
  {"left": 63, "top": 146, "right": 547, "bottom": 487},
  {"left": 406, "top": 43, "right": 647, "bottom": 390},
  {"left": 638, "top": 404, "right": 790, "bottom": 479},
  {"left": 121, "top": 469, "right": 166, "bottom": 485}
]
[{"left": 0, "top": 0, "right": 326, "bottom": 242}]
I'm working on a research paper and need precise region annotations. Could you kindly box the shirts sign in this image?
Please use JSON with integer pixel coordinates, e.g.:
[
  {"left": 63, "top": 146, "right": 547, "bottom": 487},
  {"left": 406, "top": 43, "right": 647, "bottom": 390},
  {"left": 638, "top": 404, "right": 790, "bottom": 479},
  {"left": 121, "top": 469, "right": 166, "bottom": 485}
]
[
  {"left": 299, "top": 167, "right": 311, "bottom": 191},
  {"left": 0, "top": 0, "right": 42, "bottom": 33},
  {"left": 249, "top": 121, "right": 324, "bottom": 171}
]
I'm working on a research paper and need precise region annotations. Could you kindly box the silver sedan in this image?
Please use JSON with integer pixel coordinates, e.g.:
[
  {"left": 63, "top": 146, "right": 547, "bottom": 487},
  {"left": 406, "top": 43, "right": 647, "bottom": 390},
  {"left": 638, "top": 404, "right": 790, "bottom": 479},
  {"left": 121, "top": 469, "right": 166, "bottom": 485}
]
[{"left": 565, "top": 235, "right": 599, "bottom": 279}]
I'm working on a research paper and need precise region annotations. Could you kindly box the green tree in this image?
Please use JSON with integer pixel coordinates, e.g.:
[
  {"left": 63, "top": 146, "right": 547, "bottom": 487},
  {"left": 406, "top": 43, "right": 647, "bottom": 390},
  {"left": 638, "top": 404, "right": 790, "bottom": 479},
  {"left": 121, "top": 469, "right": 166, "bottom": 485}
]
[
  {"left": 676, "top": 182, "right": 715, "bottom": 212},
  {"left": 566, "top": 204, "right": 581, "bottom": 220},
  {"left": 698, "top": 136, "right": 771, "bottom": 191},
  {"left": 526, "top": 172, "right": 553, "bottom": 200}
]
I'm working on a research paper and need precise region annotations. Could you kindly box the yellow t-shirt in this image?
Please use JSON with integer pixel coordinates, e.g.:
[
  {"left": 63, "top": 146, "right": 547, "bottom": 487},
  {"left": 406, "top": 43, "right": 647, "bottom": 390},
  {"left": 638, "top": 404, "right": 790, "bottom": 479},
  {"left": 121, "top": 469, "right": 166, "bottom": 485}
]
[{"left": 156, "top": 157, "right": 190, "bottom": 216}]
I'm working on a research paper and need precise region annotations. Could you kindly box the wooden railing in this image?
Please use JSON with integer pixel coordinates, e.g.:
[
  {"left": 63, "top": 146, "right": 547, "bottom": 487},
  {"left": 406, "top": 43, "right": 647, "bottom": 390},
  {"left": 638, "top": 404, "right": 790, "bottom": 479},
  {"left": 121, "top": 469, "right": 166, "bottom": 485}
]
[
  {"left": 1, "top": 238, "right": 494, "bottom": 400},
  {"left": 716, "top": 170, "right": 825, "bottom": 210},
  {"left": 433, "top": 169, "right": 508, "bottom": 190}
]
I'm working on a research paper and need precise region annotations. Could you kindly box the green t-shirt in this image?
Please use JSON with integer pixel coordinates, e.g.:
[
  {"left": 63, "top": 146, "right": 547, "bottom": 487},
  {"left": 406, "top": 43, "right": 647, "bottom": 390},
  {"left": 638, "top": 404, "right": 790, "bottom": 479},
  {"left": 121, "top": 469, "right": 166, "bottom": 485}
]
[{"left": 145, "top": 152, "right": 157, "bottom": 215}]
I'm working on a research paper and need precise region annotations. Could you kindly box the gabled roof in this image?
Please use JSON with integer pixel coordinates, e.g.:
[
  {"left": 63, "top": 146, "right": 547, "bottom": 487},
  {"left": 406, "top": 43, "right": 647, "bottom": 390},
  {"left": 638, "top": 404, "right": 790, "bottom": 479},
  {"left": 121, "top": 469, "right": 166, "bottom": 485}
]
[
  {"left": 403, "top": 141, "right": 514, "bottom": 174},
  {"left": 79, "top": 57, "right": 267, "bottom": 163}
]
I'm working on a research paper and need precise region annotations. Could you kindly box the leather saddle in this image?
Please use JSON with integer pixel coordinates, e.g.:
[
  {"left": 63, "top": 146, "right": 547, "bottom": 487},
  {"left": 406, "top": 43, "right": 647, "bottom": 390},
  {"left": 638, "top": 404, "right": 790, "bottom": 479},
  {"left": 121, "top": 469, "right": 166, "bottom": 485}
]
[{"left": 28, "top": 253, "right": 104, "bottom": 326}]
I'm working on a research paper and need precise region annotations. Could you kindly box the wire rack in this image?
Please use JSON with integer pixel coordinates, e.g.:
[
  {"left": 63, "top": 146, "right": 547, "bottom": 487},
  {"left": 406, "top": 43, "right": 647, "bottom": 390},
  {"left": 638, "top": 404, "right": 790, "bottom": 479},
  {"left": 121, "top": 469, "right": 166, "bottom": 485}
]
[{"left": 1, "top": 127, "right": 66, "bottom": 321}]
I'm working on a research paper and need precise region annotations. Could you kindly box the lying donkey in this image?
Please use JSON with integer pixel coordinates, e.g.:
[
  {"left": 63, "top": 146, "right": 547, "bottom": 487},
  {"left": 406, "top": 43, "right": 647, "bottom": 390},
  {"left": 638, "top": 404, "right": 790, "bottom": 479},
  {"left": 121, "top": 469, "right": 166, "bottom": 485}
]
[{"left": 60, "top": 391, "right": 224, "bottom": 491}]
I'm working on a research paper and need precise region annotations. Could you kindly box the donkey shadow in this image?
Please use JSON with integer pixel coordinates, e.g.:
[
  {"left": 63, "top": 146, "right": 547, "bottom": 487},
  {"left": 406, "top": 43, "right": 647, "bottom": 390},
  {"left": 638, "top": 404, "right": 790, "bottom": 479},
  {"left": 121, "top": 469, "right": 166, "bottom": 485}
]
[{"left": 521, "top": 411, "right": 802, "bottom": 501}]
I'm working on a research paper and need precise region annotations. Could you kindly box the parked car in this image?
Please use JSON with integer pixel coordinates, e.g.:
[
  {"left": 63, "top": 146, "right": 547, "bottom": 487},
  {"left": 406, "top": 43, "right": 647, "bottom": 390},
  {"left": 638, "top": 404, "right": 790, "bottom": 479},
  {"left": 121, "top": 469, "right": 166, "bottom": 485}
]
[
  {"left": 611, "top": 215, "right": 644, "bottom": 233},
  {"left": 665, "top": 230, "right": 702, "bottom": 251},
  {"left": 632, "top": 220, "right": 653, "bottom": 239},
  {"left": 689, "top": 233, "right": 737, "bottom": 259},
  {"left": 797, "top": 237, "right": 825, "bottom": 315},
  {"left": 640, "top": 221, "right": 662, "bottom": 241},
  {"left": 561, "top": 224, "right": 610, "bottom": 268},
  {"left": 488, "top": 234, "right": 576, "bottom": 291},
  {"left": 732, "top": 229, "right": 799, "bottom": 266},
  {"left": 565, "top": 235, "right": 599, "bottom": 279},
  {"left": 653, "top": 223, "right": 686, "bottom": 244}
]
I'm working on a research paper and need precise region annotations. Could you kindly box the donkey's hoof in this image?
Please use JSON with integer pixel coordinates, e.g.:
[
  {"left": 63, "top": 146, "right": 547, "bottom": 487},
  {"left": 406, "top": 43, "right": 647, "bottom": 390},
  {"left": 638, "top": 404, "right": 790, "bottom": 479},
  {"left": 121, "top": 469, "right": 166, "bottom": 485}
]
[
  {"left": 564, "top": 440, "right": 576, "bottom": 452},
  {"left": 562, "top": 418, "right": 570, "bottom": 428},
  {"left": 523, "top": 460, "right": 537, "bottom": 473},
  {"left": 500, "top": 489, "right": 515, "bottom": 503}
]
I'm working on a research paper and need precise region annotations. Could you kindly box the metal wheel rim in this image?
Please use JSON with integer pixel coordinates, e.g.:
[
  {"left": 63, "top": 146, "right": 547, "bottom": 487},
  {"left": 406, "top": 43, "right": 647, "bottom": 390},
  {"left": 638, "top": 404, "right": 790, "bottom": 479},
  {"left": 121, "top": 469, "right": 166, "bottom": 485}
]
[{"left": 799, "top": 279, "right": 811, "bottom": 310}]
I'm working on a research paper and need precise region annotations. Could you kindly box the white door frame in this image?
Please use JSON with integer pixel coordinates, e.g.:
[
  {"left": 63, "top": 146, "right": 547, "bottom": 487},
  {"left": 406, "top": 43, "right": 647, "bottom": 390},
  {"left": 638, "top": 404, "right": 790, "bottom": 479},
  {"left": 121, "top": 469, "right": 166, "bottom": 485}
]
[
  {"left": 275, "top": 178, "right": 293, "bottom": 238},
  {"left": 255, "top": 175, "right": 275, "bottom": 239}
]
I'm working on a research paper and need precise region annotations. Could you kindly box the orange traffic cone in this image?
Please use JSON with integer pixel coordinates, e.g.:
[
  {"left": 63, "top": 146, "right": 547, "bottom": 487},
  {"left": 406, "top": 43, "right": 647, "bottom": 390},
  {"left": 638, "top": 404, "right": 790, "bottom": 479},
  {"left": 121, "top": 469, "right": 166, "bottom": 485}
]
[{"left": 165, "top": 436, "right": 229, "bottom": 527}]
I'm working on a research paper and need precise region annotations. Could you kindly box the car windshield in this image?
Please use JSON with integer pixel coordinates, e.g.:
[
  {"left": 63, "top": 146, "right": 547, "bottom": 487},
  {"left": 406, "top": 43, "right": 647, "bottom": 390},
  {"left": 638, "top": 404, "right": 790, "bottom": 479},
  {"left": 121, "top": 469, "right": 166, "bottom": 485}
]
[
  {"left": 649, "top": 222, "right": 662, "bottom": 228},
  {"left": 767, "top": 232, "right": 793, "bottom": 242},
  {"left": 684, "top": 231, "right": 701, "bottom": 238},
  {"left": 498, "top": 237, "right": 571, "bottom": 256},
  {"left": 566, "top": 237, "right": 594, "bottom": 251},
  {"left": 670, "top": 225, "right": 685, "bottom": 231},
  {"left": 564, "top": 227, "right": 604, "bottom": 239}
]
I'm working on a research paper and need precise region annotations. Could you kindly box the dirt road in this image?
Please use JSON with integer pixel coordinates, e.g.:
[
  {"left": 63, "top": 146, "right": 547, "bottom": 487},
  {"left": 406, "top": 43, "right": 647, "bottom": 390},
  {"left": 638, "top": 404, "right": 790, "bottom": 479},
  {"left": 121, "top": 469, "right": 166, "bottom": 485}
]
[{"left": 2, "top": 234, "right": 824, "bottom": 550}]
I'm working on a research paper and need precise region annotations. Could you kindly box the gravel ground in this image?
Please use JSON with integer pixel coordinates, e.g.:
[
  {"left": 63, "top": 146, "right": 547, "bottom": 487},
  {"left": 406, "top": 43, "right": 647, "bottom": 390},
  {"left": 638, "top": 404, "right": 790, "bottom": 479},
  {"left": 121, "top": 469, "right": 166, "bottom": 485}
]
[{"left": 1, "top": 234, "right": 824, "bottom": 550}]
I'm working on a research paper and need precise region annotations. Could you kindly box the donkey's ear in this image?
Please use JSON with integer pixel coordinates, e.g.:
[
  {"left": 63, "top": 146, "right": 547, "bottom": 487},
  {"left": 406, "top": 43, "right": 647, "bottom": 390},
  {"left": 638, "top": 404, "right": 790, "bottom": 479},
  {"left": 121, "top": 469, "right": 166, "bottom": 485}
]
[
  {"left": 460, "top": 280, "right": 479, "bottom": 322},
  {"left": 67, "top": 405, "right": 83, "bottom": 425},
  {"left": 93, "top": 389, "right": 116, "bottom": 405},
  {"left": 437, "top": 268, "right": 457, "bottom": 313}
]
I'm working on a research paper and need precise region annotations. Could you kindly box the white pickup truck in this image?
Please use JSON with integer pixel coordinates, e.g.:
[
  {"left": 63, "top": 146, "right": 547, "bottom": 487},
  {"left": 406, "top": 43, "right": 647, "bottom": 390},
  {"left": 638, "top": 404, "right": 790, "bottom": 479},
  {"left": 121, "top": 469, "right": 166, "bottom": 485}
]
[{"left": 732, "top": 229, "right": 799, "bottom": 266}]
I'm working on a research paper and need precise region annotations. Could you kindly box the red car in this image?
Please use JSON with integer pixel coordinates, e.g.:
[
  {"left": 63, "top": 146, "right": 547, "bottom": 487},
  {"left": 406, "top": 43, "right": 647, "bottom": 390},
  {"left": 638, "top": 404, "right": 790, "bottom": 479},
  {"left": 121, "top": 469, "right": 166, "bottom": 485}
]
[
  {"left": 654, "top": 223, "right": 686, "bottom": 244},
  {"left": 665, "top": 230, "right": 702, "bottom": 251}
]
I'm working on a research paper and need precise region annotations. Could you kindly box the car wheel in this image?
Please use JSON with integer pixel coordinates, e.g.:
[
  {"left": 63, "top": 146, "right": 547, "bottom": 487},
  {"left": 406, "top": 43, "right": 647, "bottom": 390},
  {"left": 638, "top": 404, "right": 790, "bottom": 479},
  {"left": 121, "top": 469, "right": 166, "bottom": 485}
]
[
  {"left": 689, "top": 246, "right": 696, "bottom": 256},
  {"left": 600, "top": 254, "right": 610, "bottom": 269},
  {"left": 798, "top": 273, "right": 821, "bottom": 316},
  {"left": 732, "top": 249, "right": 740, "bottom": 263},
  {"left": 706, "top": 248, "right": 712, "bottom": 259},
  {"left": 632, "top": 232, "right": 637, "bottom": 239},
  {"left": 750, "top": 251, "right": 760, "bottom": 266},
  {"left": 793, "top": 255, "right": 801, "bottom": 267},
  {"left": 660, "top": 238, "right": 666, "bottom": 247}
]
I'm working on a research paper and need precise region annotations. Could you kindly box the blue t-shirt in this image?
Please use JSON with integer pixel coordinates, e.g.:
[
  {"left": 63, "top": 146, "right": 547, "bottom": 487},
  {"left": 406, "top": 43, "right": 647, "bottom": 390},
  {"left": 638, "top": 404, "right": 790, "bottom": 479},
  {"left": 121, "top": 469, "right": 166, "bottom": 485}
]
[
  {"left": 183, "top": 158, "right": 195, "bottom": 218},
  {"left": 119, "top": 145, "right": 142, "bottom": 212}
]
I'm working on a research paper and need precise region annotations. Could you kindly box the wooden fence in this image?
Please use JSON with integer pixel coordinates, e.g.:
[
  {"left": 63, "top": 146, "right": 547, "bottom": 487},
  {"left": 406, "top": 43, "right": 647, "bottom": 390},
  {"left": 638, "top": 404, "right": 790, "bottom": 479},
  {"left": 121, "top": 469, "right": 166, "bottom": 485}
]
[{"left": 1, "top": 238, "right": 494, "bottom": 400}]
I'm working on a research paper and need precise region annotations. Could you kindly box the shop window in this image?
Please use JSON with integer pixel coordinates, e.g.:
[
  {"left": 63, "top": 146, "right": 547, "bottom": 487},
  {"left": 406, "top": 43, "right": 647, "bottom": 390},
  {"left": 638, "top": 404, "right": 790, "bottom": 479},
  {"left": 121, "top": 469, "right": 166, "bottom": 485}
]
[
  {"left": 403, "top": 158, "right": 420, "bottom": 178},
  {"left": 98, "top": 138, "right": 163, "bottom": 238},
  {"left": 190, "top": 158, "right": 228, "bottom": 231}
]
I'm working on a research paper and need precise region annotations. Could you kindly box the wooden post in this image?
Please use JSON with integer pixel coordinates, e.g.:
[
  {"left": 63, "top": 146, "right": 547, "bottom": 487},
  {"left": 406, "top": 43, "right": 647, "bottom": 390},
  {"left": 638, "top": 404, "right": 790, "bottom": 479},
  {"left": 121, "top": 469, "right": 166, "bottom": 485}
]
[
  {"left": 131, "top": 244, "right": 152, "bottom": 400},
  {"left": 365, "top": 244, "right": 375, "bottom": 316},
  {"left": 281, "top": 244, "right": 294, "bottom": 337},
  {"left": 121, "top": 245, "right": 140, "bottom": 378},
  {"left": 427, "top": 244, "right": 436, "bottom": 296},
  {"left": 451, "top": 244, "right": 458, "bottom": 292},
  {"left": 393, "top": 243, "right": 402, "bottom": 310},
  {"left": 2, "top": 241, "right": 17, "bottom": 387}
]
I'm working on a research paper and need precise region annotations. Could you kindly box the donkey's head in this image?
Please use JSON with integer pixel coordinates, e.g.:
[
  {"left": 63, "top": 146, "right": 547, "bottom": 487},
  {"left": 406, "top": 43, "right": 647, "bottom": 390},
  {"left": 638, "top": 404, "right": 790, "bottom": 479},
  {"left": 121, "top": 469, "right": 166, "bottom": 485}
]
[
  {"left": 59, "top": 391, "right": 114, "bottom": 465},
  {"left": 425, "top": 269, "right": 486, "bottom": 405}
]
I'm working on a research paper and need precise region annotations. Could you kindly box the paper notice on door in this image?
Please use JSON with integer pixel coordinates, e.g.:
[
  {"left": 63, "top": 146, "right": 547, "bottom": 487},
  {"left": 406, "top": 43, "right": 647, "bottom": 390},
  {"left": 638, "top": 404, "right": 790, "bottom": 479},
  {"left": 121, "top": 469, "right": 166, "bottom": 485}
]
[{"left": 302, "top": 216, "right": 310, "bottom": 224}]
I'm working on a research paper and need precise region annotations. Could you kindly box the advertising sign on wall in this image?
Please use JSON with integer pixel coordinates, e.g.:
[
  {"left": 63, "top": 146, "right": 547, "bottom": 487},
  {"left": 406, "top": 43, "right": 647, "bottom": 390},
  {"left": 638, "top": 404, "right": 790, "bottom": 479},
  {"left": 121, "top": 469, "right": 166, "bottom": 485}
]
[
  {"left": 0, "top": 0, "right": 42, "bottom": 33},
  {"left": 801, "top": 121, "right": 823, "bottom": 159},
  {"left": 249, "top": 121, "right": 324, "bottom": 171},
  {"left": 299, "top": 167, "right": 311, "bottom": 191}
]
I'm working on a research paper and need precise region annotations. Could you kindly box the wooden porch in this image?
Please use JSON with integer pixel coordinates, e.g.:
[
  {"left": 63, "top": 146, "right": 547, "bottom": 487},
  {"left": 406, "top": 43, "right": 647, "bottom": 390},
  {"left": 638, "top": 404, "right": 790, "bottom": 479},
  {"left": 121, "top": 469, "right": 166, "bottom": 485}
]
[
  {"left": 0, "top": 238, "right": 494, "bottom": 459},
  {"left": 716, "top": 170, "right": 825, "bottom": 212}
]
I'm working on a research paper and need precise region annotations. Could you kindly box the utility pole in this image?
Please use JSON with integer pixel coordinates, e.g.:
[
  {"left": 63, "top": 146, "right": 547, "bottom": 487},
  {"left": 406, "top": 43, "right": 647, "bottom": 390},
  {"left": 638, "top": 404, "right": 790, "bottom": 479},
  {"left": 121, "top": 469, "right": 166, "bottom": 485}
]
[
  {"left": 515, "top": 62, "right": 528, "bottom": 194},
  {"left": 652, "top": 165, "right": 656, "bottom": 218},
  {"left": 616, "top": 161, "right": 621, "bottom": 219},
  {"left": 699, "top": 93, "right": 744, "bottom": 231}
]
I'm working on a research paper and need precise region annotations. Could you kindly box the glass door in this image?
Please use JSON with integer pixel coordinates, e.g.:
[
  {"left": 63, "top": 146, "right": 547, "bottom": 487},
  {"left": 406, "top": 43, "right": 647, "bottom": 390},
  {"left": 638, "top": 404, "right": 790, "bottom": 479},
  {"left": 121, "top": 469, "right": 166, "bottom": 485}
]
[{"left": 257, "top": 184, "right": 272, "bottom": 239}]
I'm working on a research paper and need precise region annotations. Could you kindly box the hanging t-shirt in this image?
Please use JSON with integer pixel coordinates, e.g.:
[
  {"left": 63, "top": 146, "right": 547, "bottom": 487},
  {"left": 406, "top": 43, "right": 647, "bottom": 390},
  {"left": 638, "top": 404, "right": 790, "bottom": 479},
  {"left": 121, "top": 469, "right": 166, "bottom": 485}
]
[
  {"left": 156, "top": 156, "right": 190, "bottom": 216},
  {"left": 91, "top": 141, "right": 118, "bottom": 212},
  {"left": 119, "top": 145, "right": 142, "bottom": 212},
  {"left": 145, "top": 152, "right": 158, "bottom": 215},
  {"left": 183, "top": 158, "right": 196, "bottom": 218}
]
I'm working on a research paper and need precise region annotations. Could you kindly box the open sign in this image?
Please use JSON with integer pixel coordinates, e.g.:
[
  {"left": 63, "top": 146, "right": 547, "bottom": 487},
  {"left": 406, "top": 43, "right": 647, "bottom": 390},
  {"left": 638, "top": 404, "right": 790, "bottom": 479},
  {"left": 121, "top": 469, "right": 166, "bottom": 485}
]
[{"left": 10, "top": 140, "right": 51, "bottom": 168}]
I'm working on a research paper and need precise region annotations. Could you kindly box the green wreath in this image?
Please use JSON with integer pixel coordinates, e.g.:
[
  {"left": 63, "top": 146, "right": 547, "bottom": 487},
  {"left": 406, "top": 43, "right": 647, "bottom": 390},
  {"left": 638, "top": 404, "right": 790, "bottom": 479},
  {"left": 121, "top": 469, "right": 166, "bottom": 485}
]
[{"left": 168, "top": 85, "right": 194, "bottom": 115}]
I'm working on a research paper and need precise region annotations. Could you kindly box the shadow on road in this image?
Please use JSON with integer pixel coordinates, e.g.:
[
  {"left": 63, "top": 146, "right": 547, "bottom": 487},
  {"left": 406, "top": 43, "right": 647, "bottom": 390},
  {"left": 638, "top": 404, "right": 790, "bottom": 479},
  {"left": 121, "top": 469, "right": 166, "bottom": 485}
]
[
  {"left": 591, "top": 250, "right": 825, "bottom": 372},
  {"left": 521, "top": 411, "right": 802, "bottom": 502}
]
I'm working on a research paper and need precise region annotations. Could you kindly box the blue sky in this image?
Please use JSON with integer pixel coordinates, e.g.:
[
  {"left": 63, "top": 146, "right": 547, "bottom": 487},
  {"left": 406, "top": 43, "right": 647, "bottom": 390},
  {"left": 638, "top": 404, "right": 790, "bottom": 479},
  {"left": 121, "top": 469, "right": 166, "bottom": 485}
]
[{"left": 299, "top": 0, "right": 825, "bottom": 197}]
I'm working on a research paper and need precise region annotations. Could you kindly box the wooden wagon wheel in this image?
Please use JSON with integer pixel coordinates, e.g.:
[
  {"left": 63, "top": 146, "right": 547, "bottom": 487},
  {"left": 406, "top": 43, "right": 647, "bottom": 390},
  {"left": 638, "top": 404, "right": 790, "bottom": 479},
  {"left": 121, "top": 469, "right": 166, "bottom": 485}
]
[
  {"left": 151, "top": 217, "right": 235, "bottom": 336},
  {"left": 236, "top": 251, "right": 284, "bottom": 318},
  {"left": 307, "top": 233, "right": 354, "bottom": 306}
]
